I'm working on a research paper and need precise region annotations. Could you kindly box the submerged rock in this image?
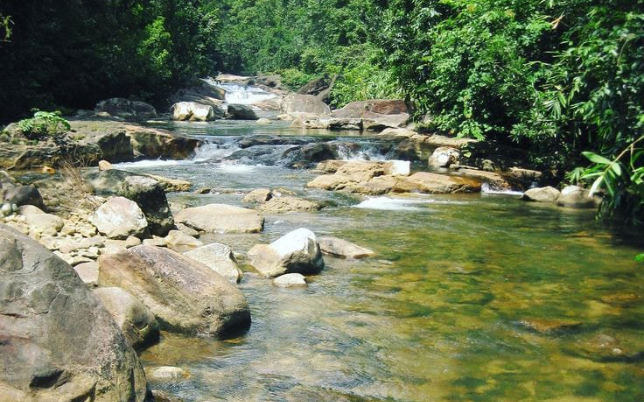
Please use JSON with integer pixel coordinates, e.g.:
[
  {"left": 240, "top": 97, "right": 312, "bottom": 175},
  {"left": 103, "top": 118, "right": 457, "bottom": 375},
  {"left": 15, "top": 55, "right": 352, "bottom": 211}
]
[
  {"left": 98, "top": 245, "right": 251, "bottom": 337},
  {"left": 175, "top": 204, "right": 264, "bottom": 233},
  {"left": 93, "top": 287, "right": 160, "bottom": 350},
  {"left": 247, "top": 228, "right": 324, "bottom": 277},
  {"left": 318, "top": 236, "right": 375, "bottom": 259},
  {"left": 0, "top": 224, "right": 148, "bottom": 402},
  {"left": 149, "top": 366, "right": 189, "bottom": 381}
]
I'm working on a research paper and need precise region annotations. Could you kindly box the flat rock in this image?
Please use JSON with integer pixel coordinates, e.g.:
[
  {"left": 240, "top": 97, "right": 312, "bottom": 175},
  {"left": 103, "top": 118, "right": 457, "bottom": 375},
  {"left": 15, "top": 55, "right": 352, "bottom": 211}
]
[
  {"left": 93, "top": 287, "right": 160, "bottom": 350},
  {"left": 90, "top": 196, "right": 148, "bottom": 239},
  {"left": 243, "top": 188, "right": 273, "bottom": 204},
  {"left": 247, "top": 228, "right": 324, "bottom": 277},
  {"left": 98, "top": 245, "right": 251, "bottom": 337},
  {"left": 183, "top": 243, "right": 242, "bottom": 283},
  {"left": 273, "top": 273, "right": 308, "bottom": 288},
  {"left": 164, "top": 229, "right": 203, "bottom": 252},
  {"left": 318, "top": 236, "right": 375, "bottom": 259},
  {"left": 0, "top": 224, "right": 148, "bottom": 402},
  {"left": 259, "top": 196, "right": 322, "bottom": 213},
  {"left": 175, "top": 204, "right": 264, "bottom": 233},
  {"left": 73, "top": 261, "right": 99, "bottom": 287},
  {"left": 393, "top": 172, "right": 481, "bottom": 194}
]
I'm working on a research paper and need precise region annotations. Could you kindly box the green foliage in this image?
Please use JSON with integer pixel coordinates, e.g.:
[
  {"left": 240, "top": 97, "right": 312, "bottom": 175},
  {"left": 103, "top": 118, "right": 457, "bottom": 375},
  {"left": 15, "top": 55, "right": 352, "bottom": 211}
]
[
  {"left": 0, "top": 13, "right": 11, "bottom": 42},
  {"left": 569, "top": 135, "right": 644, "bottom": 226},
  {"left": 279, "top": 68, "right": 316, "bottom": 91},
  {"left": 18, "top": 110, "right": 70, "bottom": 139}
]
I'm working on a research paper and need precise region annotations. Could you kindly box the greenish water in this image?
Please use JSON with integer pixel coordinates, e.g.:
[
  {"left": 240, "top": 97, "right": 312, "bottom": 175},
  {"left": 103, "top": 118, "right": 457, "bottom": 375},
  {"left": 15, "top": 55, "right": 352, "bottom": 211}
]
[{"left": 125, "top": 121, "right": 643, "bottom": 402}]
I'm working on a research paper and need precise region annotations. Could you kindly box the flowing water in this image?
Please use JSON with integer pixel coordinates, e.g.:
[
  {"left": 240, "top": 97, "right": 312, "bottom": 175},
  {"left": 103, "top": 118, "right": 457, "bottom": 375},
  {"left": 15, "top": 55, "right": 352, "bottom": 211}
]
[{"left": 120, "top": 120, "right": 644, "bottom": 402}]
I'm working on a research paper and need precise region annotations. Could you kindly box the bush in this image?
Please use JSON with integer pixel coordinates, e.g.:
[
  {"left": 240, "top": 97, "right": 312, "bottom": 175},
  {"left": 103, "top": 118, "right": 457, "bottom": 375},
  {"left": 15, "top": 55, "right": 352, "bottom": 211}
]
[{"left": 17, "top": 110, "right": 70, "bottom": 140}]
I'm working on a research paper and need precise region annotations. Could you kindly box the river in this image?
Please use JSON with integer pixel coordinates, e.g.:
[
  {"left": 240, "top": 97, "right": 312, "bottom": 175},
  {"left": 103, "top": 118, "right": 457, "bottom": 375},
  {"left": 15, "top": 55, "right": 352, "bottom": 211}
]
[{"left": 116, "top": 119, "right": 644, "bottom": 402}]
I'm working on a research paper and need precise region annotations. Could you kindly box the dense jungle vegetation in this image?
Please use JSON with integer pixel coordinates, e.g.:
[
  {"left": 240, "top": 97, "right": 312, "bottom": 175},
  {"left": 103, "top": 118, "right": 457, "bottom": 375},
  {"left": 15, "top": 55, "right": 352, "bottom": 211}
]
[{"left": 0, "top": 0, "right": 642, "bottom": 225}]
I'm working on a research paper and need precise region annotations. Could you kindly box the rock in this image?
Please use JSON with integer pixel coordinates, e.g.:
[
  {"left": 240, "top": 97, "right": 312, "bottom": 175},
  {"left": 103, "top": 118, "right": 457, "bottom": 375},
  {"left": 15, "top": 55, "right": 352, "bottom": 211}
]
[
  {"left": 149, "top": 366, "right": 189, "bottom": 381},
  {"left": 227, "top": 104, "right": 258, "bottom": 120},
  {"left": 19, "top": 205, "right": 64, "bottom": 236},
  {"left": 314, "top": 160, "right": 347, "bottom": 174},
  {"left": 509, "top": 167, "right": 542, "bottom": 181},
  {"left": 142, "top": 236, "right": 167, "bottom": 248},
  {"left": 256, "top": 118, "right": 271, "bottom": 125},
  {"left": 330, "top": 99, "right": 409, "bottom": 130},
  {"left": 429, "top": 147, "right": 460, "bottom": 168},
  {"left": 93, "top": 287, "right": 160, "bottom": 350},
  {"left": 123, "top": 123, "right": 202, "bottom": 160},
  {"left": 518, "top": 318, "right": 583, "bottom": 335},
  {"left": 393, "top": 172, "right": 482, "bottom": 194},
  {"left": 318, "top": 236, "right": 375, "bottom": 259},
  {"left": 297, "top": 76, "right": 331, "bottom": 97},
  {"left": 457, "top": 169, "right": 512, "bottom": 191},
  {"left": 556, "top": 185, "right": 599, "bottom": 209},
  {"left": 0, "top": 224, "right": 148, "bottom": 402},
  {"left": 183, "top": 243, "right": 243, "bottom": 283},
  {"left": 87, "top": 170, "right": 175, "bottom": 236},
  {"left": 1, "top": 203, "right": 13, "bottom": 216},
  {"left": 171, "top": 102, "right": 219, "bottom": 122},
  {"left": 243, "top": 188, "right": 273, "bottom": 204},
  {"left": 301, "top": 117, "right": 362, "bottom": 130},
  {"left": 1, "top": 184, "right": 45, "bottom": 209},
  {"left": 175, "top": 223, "right": 200, "bottom": 238},
  {"left": 247, "top": 228, "right": 324, "bottom": 277},
  {"left": 169, "top": 79, "right": 226, "bottom": 109},
  {"left": 125, "top": 235, "right": 142, "bottom": 248},
  {"left": 175, "top": 204, "right": 264, "bottom": 234},
  {"left": 98, "top": 245, "right": 251, "bottom": 337},
  {"left": 147, "top": 174, "right": 192, "bottom": 192},
  {"left": 259, "top": 196, "right": 322, "bottom": 213},
  {"left": 98, "top": 159, "right": 113, "bottom": 171},
  {"left": 73, "top": 261, "right": 99, "bottom": 287},
  {"left": 164, "top": 229, "right": 203, "bottom": 252},
  {"left": 94, "top": 97, "right": 157, "bottom": 120},
  {"left": 522, "top": 186, "right": 561, "bottom": 203},
  {"left": 273, "top": 273, "right": 308, "bottom": 288},
  {"left": 566, "top": 333, "right": 644, "bottom": 363},
  {"left": 281, "top": 93, "right": 331, "bottom": 115},
  {"left": 90, "top": 196, "right": 148, "bottom": 239},
  {"left": 283, "top": 143, "right": 338, "bottom": 168}
]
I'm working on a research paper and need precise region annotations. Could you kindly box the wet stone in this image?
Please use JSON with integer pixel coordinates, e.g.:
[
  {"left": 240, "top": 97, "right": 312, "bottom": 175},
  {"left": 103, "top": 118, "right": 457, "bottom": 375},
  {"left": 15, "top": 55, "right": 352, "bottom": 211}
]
[{"left": 518, "top": 318, "right": 583, "bottom": 335}]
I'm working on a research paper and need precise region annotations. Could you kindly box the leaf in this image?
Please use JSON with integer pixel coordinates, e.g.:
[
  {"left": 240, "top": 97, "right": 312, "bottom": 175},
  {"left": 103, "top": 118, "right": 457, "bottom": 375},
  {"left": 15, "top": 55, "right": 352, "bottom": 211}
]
[
  {"left": 582, "top": 151, "right": 612, "bottom": 165},
  {"left": 610, "top": 162, "right": 622, "bottom": 176},
  {"left": 588, "top": 175, "right": 604, "bottom": 196},
  {"left": 636, "top": 254, "right": 644, "bottom": 263}
]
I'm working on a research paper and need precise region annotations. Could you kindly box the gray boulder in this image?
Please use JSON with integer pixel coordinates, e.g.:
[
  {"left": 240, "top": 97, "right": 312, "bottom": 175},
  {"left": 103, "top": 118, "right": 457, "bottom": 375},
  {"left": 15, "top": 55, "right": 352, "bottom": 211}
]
[
  {"left": 90, "top": 197, "right": 148, "bottom": 239},
  {"left": 522, "top": 186, "right": 561, "bottom": 203},
  {"left": 247, "top": 228, "right": 324, "bottom": 277},
  {"left": 281, "top": 93, "right": 331, "bottom": 115},
  {"left": 429, "top": 147, "right": 461, "bottom": 168},
  {"left": 183, "top": 243, "right": 242, "bottom": 283},
  {"left": 0, "top": 224, "right": 148, "bottom": 402},
  {"left": 98, "top": 245, "right": 251, "bottom": 337},
  {"left": 94, "top": 98, "right": 157, "bottom": 120},
  {"left": 175, "top": 204, "right": 264, "bottom": 233},
  {"left": 273, "top": 273, "right": 307, "bottom": 288},
  {"left": 93, "top": 287, "right": 160, "bottom": 350},
  {"left": 171, "top": 102, "right": 222, "bottom": 122},
  {"left": 557, "top": 185, "right": 600, "bottom": 209},
  {"left": 0, "top": 184, "right": 44, "bottom": 209},
  {"left": 227, "top": 104, "right": 258, "bottom": 120}
]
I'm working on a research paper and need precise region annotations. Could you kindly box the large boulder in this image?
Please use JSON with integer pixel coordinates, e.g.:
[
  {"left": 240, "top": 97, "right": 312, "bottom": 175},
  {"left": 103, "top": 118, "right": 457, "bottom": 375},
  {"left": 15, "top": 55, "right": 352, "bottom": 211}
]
[
  {"left": 88, "top": 170, "right": 174, "bottom": 237},
  {"left": 90, "top": 197, "right": 148, "bottom": 239},
  {"left": 297, "top": 76, "right": 331, "bottom": 97},
  {"left": 94, "top": 98, "right": 157, "bottom": 120},
  {"left": 318, "top": 236, "right": 375, "bottom": 259},
  {"left": 171, "top": 102, "right": 221, "bottom": 122},
  {"left": 0, "top": 225, "right": 148, "bottom": 402},
  {"left": 393, "top": 172, "right": 481, "bottom": 194},
  {"left": 0, "top": 184, "right": 44, "bottom": 209},
  {"left": 330, "top": 99, "right": 409, "bottom": 131},
  {"left": 175, "top": 204, "right": 264, "bottom": 233},
  {"left": 281, "top": 93, "right": 331, "bottom": 115},
  {"left": 183, "top": 243, "right": 243, "bottom": 283},
  {"left": 522, "top": 186, "right": 561, "bottom": 203},
  {"left": 556, "top": 185, "right": 599, "bottom": 209},
  {"left": 429, "top": 147, "right": 461, "bottom": 169},
  {"left": 227, "top": 104, "right": 258, "bottom": 120},
  {"left": 169, "top": 79, "right": 226, "bottom": 109},
  {"left": 98, "top": 245, "right": 251, "bottom": 337},
  {"left": 93, "top": 287, "right": 160, "bottom": 350},
  {"left": 247, "top": 228, "right": 324, "bottom": 277}
]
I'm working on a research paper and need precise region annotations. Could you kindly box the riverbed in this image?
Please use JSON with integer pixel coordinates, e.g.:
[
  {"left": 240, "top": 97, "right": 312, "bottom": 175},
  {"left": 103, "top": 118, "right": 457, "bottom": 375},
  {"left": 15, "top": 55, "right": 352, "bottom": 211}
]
[{"left": 118, "top": 120, "right": 644, "bottom": 402}]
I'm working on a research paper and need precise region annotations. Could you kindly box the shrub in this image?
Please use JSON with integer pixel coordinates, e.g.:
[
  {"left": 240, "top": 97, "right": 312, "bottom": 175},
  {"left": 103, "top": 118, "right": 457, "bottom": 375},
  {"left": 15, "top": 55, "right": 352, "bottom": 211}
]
[{"left": 17, "top": 110, "right": 70, "bottom": 140}]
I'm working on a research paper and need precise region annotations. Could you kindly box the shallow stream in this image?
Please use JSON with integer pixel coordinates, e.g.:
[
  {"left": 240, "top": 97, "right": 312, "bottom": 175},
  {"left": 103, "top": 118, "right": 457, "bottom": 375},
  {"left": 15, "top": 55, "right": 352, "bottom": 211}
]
[{"left": 120, "top": 120, "right": 643, "bottom": 402}]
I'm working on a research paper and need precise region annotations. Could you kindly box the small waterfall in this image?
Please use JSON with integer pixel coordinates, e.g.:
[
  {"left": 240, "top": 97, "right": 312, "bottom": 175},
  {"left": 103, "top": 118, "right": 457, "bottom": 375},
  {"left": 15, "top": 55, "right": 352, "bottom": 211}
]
[
  {"left": 334, "top": 141, "right": 389, "bottom": 161},
  {"left": 204, "top": 78, "right": 277, "bottom": 105}
]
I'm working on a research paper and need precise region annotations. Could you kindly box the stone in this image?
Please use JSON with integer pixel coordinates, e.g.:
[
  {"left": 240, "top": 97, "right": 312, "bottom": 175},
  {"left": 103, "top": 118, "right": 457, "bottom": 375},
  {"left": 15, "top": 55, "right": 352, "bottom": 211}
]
[
  {"left": 93, "top": 287, "right": 160, "bottom": 350},
  {"left": 556, "top": 185, "right": 599, "bottom": 209},
  {"left": 149, "top": 366, "right": 189, "bottom": 381},
  {"left": 73, "top": 261, "right": 99, "bottom": 287},
  {"left": 142, "top": 236, "right": 167, "bottom": 247},
  {"left": 19, "top": 205, "right": 64, "bottom": 236},
  {"left": 175, "top": 204, "right": 264, "bottom": 233},
  {"left": 1, "top": 184, "right": 45, "bottom": 209},
  {"left": 169, "top": 79, "right": 227, "bottom": 109},
  {"left": 171, "top": 102, "right": 217, "bottom": 122},
  {"left": 0, "top": 224, "right": 148, "bottom": 402},
  {"left": 98, "top": 245, "right": 251, "bottom": 337},
  {"left": 429, "top": 147, "right": 461, "bottom": 168},
  {"left": 175, "top": 223, "right": 200, "bottom": 238},
  {"left": 90, "top": 196, "right": 148, "bottom": 239},
  {"left": 457, "top": 168, "right": 512, "bottom": 191},
  {"left": 259, "top": 196, "right": 322, "bottom": 213},
  {"left": 518, "top": 318, "right": 583, "bottom": 335},
  {"left": 94, "top": 98, "right": 157, "bottom": 120},
  {"left": 98, "top": 159, "right": 113, "bottom": 171},
  {"left": 247, "top": 228, "right": 325, "bottom": 277},
  {"left": 522, "top": 186, "right": 561, "bottom": 203},
  {"left": 147, "top": 174, "right": 192, "bottom": 192},
  {"left": 281, "top": 93, "right": 331, "bottom": 115},
  {"left": 183, "top": 243, "right": 243, "bottom": 283},
  {"left": 256, "top": 118, "right": 271, "bottom": 125},
  {"left": 393, "top": 172, "right": 481, "bottom": 194},
  {"left": 164, "top": 229, "right": 203, "bottom": 253},
  {"left": 318, "top": 236, "right": 375, "bottom": 259},
  {"left": 243, "top": 188, "right": 273, "bottom": 204},
  {"left": 273, "top": 273, "right": 308, "bottom": 288},
  {"left": 227, "top": 104, "right": 258, "bottom": 120},
  {"left": 125, "top": 235, "right": 142, "bottom": 248}
]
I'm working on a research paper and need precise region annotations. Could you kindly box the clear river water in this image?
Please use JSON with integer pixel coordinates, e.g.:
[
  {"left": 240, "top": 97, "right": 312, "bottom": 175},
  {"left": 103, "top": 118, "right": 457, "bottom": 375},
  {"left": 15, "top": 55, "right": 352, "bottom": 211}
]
[{"left": 117, "top": 120, "right": 643, "bottom": 402}]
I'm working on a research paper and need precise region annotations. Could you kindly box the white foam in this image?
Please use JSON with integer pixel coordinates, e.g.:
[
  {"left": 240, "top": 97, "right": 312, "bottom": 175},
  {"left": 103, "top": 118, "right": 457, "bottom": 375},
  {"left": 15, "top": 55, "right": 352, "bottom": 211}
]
[
  {"left": 216, "top": 163, "right": 256, "bottom": 173},
  {"left": 114, "top": 159, "right": 186, "bottom": 168},
  {"left": 354, "top": 197, "right": 431, "bottom": 211},
  {"left": 481, "top": 183, "right": 524, "bottom": 196}
]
